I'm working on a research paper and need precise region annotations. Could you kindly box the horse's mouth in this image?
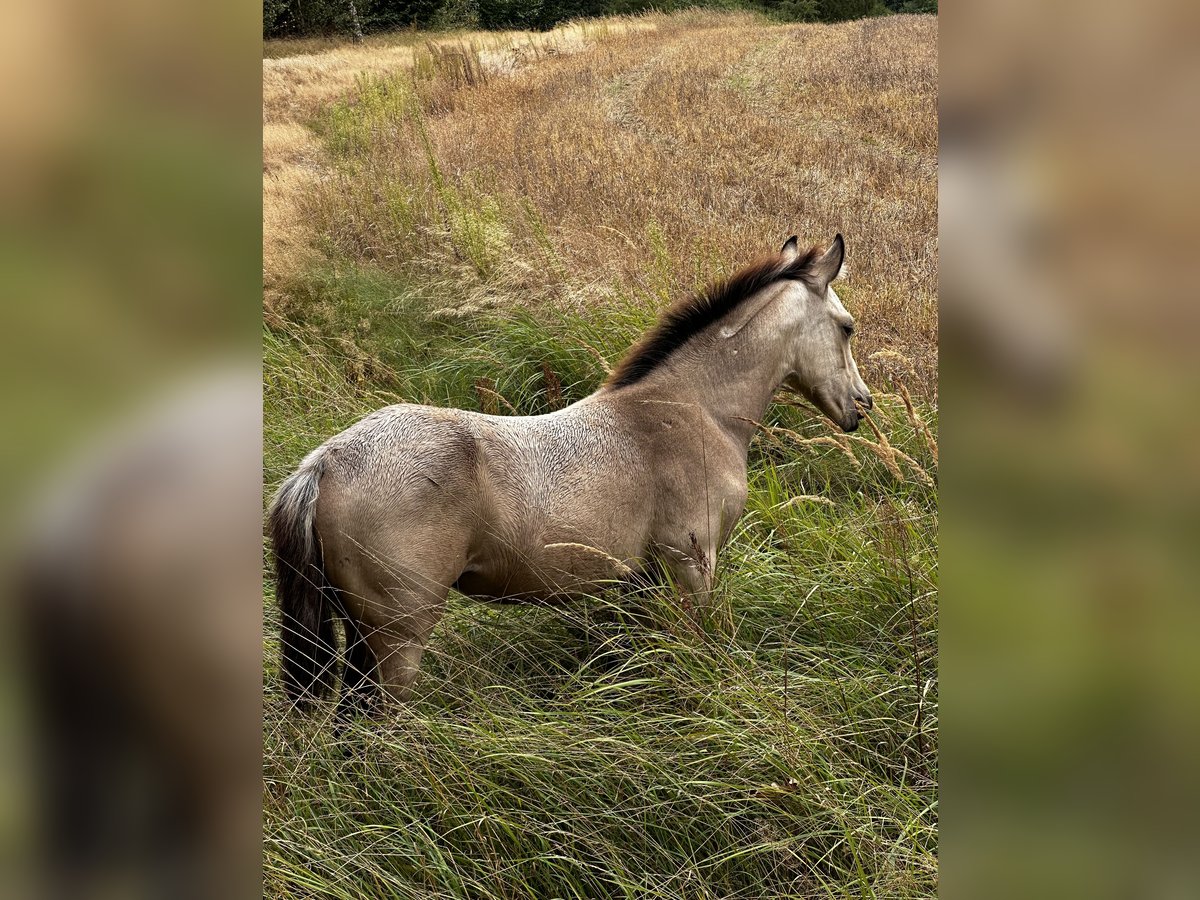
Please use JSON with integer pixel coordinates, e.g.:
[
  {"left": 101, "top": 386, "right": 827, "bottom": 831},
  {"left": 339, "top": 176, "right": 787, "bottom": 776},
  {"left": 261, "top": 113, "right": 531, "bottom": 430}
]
[
  {"left": 840, "top": 395, "right": 875, "bottom": 432},
  {"left": 783, "top": 382, "right": 862, "bottom": 433}
]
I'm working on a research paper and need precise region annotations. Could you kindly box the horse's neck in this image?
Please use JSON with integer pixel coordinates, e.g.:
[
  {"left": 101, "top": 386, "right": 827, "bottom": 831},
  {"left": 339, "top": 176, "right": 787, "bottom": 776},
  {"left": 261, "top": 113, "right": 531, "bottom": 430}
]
[{"left": 637, "top": 317, "right": 791, "bottom": 447}]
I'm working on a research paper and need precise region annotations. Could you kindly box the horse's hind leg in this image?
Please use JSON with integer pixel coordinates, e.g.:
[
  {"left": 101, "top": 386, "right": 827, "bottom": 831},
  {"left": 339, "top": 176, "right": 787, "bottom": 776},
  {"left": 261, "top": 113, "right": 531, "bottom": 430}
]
[
  {"left": 337, "top": 613, "right": 379, "bottom": 719},
  {"left": 317, "top": 467, "right": 471, "bottom": 707},
  {"left": 347, "top": 560, "right": 456, "bottom": 704},
  {"left": 359, "top": 608, "right": 442, "bottom": 704}
]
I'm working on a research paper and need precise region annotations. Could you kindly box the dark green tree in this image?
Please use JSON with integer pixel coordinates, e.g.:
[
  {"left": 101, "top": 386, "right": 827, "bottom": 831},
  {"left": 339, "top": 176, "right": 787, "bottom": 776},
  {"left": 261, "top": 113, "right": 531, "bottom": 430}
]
[
  {"left": 817, "top": 0, "right": 874, "bottom": 21},
  {"left": 264, "top": 0, "right": 935, "bottom": 39},
  {"left": 755, "top": 0, "right": 819, "bottom": 22}
]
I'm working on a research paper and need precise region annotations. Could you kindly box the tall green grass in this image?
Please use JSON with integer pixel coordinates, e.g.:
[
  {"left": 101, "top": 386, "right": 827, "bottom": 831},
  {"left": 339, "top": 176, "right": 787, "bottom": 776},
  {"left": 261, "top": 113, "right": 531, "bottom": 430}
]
[{"left": 264, "top": 263, "right": 937, "bottom": 898}]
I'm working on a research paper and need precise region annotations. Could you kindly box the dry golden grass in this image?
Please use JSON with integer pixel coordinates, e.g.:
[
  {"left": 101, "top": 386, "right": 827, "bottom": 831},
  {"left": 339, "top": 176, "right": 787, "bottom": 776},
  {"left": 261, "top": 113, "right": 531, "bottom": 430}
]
[
  {"left": 263, "top": 16, "right": 656, "bottom": 312},
  {"left": 264, "top": 11, "right": 937, "bottom": 394}
]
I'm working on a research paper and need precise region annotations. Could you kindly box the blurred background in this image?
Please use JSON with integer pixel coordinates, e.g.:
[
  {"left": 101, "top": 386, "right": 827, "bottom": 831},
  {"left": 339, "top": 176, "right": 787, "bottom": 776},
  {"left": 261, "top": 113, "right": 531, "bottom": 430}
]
[
  {"left": 941, "top": 0, "right": 1200, "bottom": 897},
  {"left": 0, "top": 1, "right": 262, "bottom": 897},
  {"left": 0, "top": 0, "right": 1197, "bottom": 897}
]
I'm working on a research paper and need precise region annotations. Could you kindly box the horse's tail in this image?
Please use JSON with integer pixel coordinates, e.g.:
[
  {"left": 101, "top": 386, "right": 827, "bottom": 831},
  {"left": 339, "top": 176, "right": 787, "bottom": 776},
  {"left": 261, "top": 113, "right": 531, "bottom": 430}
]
[{"left": 269, "top": 448, "right": 337, "bottom": 709}]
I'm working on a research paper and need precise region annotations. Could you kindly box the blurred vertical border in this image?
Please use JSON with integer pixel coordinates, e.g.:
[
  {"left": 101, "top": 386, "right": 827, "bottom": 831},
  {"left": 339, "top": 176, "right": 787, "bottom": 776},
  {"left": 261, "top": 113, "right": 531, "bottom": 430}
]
[
  {"left": 941, "top": 1, "right": 1200, "bottom": 897},
  {"left": 0, "top": 1, "right": 262, "bottom": 897}
]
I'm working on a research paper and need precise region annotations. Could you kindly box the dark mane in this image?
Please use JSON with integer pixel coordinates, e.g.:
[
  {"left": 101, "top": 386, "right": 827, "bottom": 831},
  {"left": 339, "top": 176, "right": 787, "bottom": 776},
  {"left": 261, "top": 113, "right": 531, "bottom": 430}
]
[{"left": 606, "top": 244, "right": 824, "bottom": 389}]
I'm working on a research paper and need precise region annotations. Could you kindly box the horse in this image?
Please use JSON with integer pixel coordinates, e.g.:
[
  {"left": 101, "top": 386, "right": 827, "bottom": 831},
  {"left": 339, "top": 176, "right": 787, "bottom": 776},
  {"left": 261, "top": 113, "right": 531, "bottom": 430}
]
[{"left": 270, "top": 234, "right": 872, "bottom": 713}]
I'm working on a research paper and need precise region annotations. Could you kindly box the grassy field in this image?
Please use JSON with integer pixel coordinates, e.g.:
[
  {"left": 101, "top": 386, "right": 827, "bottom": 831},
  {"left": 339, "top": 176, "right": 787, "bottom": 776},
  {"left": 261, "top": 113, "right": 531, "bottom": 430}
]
[{"left": 264, "top": 11, "right": 937, "bottom": 898}]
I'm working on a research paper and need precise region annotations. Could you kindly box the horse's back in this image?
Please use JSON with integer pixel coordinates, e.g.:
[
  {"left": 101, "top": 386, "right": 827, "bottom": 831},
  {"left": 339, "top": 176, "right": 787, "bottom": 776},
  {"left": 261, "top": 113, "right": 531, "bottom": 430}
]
[{"left": 324, "top": 403, "right": 477, "bottom": 484}]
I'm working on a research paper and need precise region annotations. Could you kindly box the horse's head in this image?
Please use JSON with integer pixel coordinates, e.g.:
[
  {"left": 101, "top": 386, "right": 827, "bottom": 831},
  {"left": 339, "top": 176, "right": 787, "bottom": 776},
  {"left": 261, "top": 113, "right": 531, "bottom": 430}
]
[{"left": 779, "top": 234, "right": 873, "bottom": 432}]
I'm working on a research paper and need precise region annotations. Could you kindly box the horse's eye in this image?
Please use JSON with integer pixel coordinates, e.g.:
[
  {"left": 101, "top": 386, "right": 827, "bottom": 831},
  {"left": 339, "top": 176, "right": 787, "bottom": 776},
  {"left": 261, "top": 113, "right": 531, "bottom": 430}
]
[{"left": 842, "top": 323, "right": 855, "bottom": 338}]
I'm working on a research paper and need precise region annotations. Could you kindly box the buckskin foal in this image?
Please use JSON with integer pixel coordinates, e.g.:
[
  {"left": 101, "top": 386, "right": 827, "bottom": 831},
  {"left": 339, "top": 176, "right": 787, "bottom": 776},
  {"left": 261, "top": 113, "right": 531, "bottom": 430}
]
[{"left": 271, "top": 235, "right": 871, "bottom": 712}]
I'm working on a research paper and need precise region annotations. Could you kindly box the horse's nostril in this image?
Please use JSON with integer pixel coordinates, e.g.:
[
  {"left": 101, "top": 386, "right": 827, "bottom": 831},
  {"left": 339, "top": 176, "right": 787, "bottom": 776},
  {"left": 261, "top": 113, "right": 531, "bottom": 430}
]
[{"left": 864, "top": 395, "right": 874, "bottom": 410}]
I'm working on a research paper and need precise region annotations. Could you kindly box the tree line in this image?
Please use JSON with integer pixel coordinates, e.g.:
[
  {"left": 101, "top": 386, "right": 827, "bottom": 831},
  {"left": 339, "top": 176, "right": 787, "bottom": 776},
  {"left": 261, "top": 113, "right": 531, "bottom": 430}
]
[{"left": 264, "top": 0, "right": 936, "bottom": 39}]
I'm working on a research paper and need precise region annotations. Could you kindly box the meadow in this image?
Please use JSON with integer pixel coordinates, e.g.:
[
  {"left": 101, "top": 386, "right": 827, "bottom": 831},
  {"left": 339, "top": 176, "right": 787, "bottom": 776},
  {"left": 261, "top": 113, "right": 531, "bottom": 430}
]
[{"left": 264, "top": 11, "right": 937, "bottom": 898}]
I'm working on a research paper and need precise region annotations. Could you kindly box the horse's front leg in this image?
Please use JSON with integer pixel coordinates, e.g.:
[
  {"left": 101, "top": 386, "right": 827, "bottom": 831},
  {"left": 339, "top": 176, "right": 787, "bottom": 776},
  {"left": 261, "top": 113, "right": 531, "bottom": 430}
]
[{"left": 656, "top": 532, "right": 721, "bottom": 633}]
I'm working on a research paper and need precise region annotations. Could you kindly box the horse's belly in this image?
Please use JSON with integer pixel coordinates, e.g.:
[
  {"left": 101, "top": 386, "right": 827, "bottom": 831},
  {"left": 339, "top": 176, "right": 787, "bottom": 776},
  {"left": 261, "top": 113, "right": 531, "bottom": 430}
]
[{"left": 453, "top": 535, "right": 644, "bottom": 603}]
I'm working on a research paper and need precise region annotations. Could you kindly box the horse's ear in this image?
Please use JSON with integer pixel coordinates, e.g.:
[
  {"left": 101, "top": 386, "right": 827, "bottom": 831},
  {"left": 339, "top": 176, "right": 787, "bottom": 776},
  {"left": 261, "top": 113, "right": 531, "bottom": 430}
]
[
  {"left": 810, "top": 233, "right": 845, "bottom": 289},
  {"left": 780, "top": 235, "right": 799, "bottom": 262}
]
